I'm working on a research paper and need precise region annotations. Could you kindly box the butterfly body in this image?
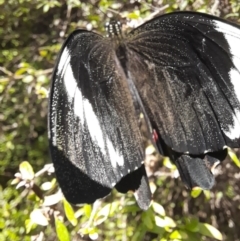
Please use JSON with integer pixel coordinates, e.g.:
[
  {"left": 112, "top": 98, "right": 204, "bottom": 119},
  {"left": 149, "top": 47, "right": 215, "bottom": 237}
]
[{"left": 49, "top": 11, "right": 240, "bottom": 209}]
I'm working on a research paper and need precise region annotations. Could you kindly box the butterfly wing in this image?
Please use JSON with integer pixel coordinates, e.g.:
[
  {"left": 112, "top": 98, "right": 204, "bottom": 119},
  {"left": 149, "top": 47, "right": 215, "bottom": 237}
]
[
  {"left": 48, "top": 30, "right": 151, "bottom": 209},
  {"left": 124, "top": 12, "right": 240, "bottom": 189}
]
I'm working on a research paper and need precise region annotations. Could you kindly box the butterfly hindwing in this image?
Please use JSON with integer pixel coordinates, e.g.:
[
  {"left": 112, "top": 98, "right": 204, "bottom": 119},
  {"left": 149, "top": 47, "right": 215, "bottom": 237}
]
[
  {"left": 48, "top": 30, "right": 151, "bottom": 208},
  {"left": 123, "top": 12, "right": 240, "bottom": 188}
]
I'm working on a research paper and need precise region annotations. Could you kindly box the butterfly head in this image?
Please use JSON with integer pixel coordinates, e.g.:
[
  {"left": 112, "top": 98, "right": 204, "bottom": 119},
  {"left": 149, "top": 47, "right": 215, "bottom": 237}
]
[{"left": 105, "top": 20, "right": 122, "bottom": 39}]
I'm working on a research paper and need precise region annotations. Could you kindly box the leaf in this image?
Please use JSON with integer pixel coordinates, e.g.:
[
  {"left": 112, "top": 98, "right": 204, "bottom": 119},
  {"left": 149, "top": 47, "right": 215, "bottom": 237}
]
[
  {"left": 152, "top": 201, "right": 166, "bottom": 216},
  {"left": 11, "top": 178, "right": 20, "bottom": 185},
  {"left": 63, "top": 198, "right": 77, "bottom": 226},
  {"left": 228, "top": 148, "right": 240, "bottom": 168},
  {"left": 145, "top": 145, "right": 156, "bottom": 155},
  {"left": 131, "top": 224, "right": 147, "bottom": 241},
  {"left": 150, "top": 182, "right": 157, "bottom": 194},
  {"left": 55, "top": 216, "right": 70, "bottom": 241},
  {"left": 19, "top": 161, "right": 34, "bottom": 180},
  {"left": 15, "top": 67, "right": 28, "bottom": 76},
  {"left": 141, "top": 209, "right": 154, "bottom": 229},
  {"left": 203, "top": 190, "right": 211, "bottom": 200},
  {"left": 89, "top": 228, "right": 99, "bottom": 240},
  {"left": 30, "top": 209, "right": 48, "bottom": 226},
  {"left": 41, "top": 181, "right": 53, "bottom": 191},
  {"left": 198, "top": 223, "right": 223, "bottom": 240},
  {"left": 170, "top": 230, "right": 188, "bottom": 239},
  {"left": 122, "top": 204, "right": 140, "bottom": 213},
  {"left": 184, "top": 218, "right": 199, "bottom": 232},
  {"left": 94, "top": 203, "right": 111, "bottom": 225},
  {"left": 22, "top": 75, "right": 34, "bottom": 83},
  {"left": 191, "top": 187, "right": 202, "bottom": 198},
  {"left": 43, "top": 4, "right": 50, "bottom": 12},
  {"left": 163, "top": 157, "right": 176, "bottom": 169},
  {"left": 25, "top": 219, "right": 36, "bottom": 234},
  {"left": 42, "top": 191, "right": 63, "bottom": 206},
  {"left": 84, "top": 204, "right": 92, "bottom": 218},
  {"left": 155, "top": 216, "right": 176, "bottom": 228}
]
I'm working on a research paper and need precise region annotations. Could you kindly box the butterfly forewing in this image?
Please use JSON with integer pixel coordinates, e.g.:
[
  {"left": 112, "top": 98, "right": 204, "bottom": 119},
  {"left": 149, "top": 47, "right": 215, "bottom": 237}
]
[{"left": 49, "top": 30, "right": 151, "bottom": 206}]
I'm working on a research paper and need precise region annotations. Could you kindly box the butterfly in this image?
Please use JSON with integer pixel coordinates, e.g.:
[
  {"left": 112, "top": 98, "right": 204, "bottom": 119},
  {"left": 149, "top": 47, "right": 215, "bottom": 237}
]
[{"left": 48, "top": 11, "right": 240, "bottom": 210}]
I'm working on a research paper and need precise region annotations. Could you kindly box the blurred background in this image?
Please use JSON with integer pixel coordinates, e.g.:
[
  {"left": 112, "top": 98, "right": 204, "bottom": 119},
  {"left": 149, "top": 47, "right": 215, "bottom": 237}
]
[{"left": 0, "top": 0, "right": 240, "bottom": 240}]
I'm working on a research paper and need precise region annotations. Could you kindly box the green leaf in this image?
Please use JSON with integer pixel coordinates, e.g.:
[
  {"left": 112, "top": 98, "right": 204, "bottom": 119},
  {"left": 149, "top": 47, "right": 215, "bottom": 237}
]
[
  {"left": 84, "top": 204, "right": 92, "bottom": 218},
  {"left": 132, "top": 224, "right": 147, "bottom": 241},
  {"left": 19, "top": 161, "right": 34, "bottom": 180},
  {"left": 185, "top": 218, "right": 199, "bottom": 232},
  {"left": 203, "top": 190, "right": 211, "bottom": 200},
  {"left": 94, "top": 203, "right": 113, "bottom": 225},
  {"left": 228, "top": 148, "right": 240, "bottom": 168},
  {"left": 122, "top": 204, "right": 140, "bottom": 213},
  {"left": 191, "top": 188, "right": 202, "bottom": 198},
  {"left": 198, "top": 223, "right": 223, "bottom": 240},
  {"left": 170, "top": 230, "right": 188, "bottom": 239},
  {"left": 141, "top": 209, "right": 154, "bottom": 229},
  {"left": 63, "top": 198, "right": 77, "bottom": 226},
  {"left": 55, "top": 216, "right": 70, "bottom": 241},
  {"left": 163, "top": 157, "right": 176, "bottom": 169},
  {"left": 25, "top": 219, "right": 36, "bottom": 234}
]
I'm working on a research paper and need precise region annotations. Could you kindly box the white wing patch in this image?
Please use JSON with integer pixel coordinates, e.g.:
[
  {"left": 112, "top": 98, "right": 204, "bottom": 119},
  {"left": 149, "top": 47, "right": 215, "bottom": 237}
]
[
  {"left": 107, "top": 139, "right": 124, "bottom": 168},
  {"left": 57, "top": 47, "right": 70, "bottom": 75},
  {"left": 75, "top": 92, "right": 125, "bottom": 170},
  {"left": 214, "top": 21, "right": 240, "bottom": 140},
  {"left": 224, "top": 111, "right": 240, "bottom": 140},
  {"left": 214, "top": 21, "right": 240, "bottom": 70},
  {"left": 74, "top": 87, "right": 84, "bottom": 123},
  {"left": 64, "top": 64, "right": 77, "bottom": 100},
  {"left": 229, "top": 68, "right": 240, "bottom": 103}
]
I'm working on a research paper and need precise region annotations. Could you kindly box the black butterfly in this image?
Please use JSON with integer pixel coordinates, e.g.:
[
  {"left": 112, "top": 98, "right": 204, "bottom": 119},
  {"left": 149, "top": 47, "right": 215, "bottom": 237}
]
[{"left": 48, "top": 11, "right": 240, "bottom": 210}]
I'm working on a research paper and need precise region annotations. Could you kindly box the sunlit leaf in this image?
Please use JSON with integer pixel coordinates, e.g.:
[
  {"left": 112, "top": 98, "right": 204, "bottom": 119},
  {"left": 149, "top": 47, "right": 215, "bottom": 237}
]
[
  {"left": 30, "top": 209, "right": 48, "bottom": 226},
  {"left": 25, "top": 219, "right": 36, "bottom": 234},
  {"left": 63, "top": 198, "right": 77, "bottom": 226},
  {"left": 22, "top": 75, "right": 34, "bottom": 83},
  {"left": 42, "top": 191, "right": 63, "bottom": 206},
  {"left": 94, "top": 203, "right": 112, "bottom": 225},
  {"left": 155, "top": 216, "right": 176, "bottom": 228},
  {"left": 41, "top": 181, "right": 53, "bottom": 190},
  {"left": 228, "top": 148, "right": 240, "bottom": 168},
  {"left": 150, "top": 181, "right": 157, "bottom": 194},
  {"left": 191, "top": 187, "right": 202, "bottom": 198},
  {"left": 170, "top": 230, "right": 188, "bottom": 239},
  {"left": 145, "top": 145, "right": 156, "bottom": 155},
  {"left": 163, "top": 157, "right": 176, "bottom": 169},
  {"left": 19, "top": 161, "right": 34, "bottom": 180},
  {"left": 11, "top": 178, "right": 20, "bottom": 185},
  {"left": 84, "top": 204, "right": 92, "bottom": 218},
  {"left": 198, "top": 223, "right": 223, "bottom": 240},
  {"left": 203, "top": 190, "right": 211, "bottom": 200},
  {"left": 55, "top": 216, "right": 70, "bottom": 241},
  {"left": 89, "top": 228, "right": 99, "bottom": 240},
  {"left": 152, "top": 201, "right": 166, "bottom": 216}
]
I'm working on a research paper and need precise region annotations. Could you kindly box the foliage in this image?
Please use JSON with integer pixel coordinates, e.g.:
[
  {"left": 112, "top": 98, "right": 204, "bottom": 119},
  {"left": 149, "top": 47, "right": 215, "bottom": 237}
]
[{"left": 1, "top": 0, "right": 240, "bottom": 241}]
